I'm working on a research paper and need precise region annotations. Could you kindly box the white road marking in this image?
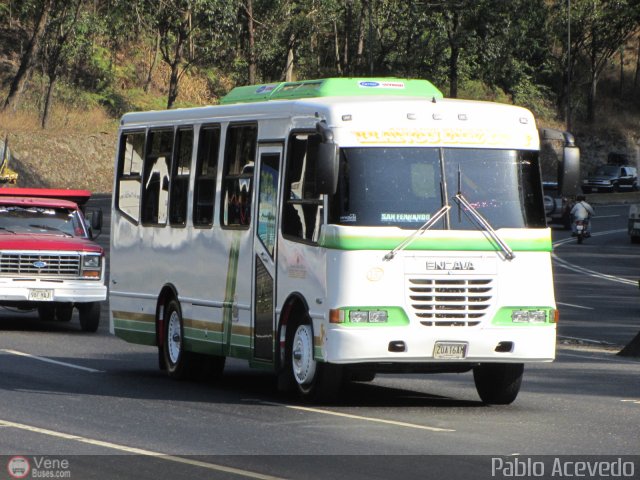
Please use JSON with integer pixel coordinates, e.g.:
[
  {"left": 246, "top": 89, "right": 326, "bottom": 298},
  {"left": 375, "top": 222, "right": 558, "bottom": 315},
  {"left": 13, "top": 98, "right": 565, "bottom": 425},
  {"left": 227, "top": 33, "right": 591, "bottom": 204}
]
[
  {"left": 0, "top": 418, "right": 286, "bottom": 480},
  {"left": 557, "top": 352, "right": 640, "bottom": 364},
  {"left": 556, "top": 302, "right": 594, "bottom": 310},
  {"left": 259, "top": 400, "right": 455, "bottom": 432},
  {"left": 551, "top": 254, "right": 637, "bottom": 286},
  {"left": 1, "top": 349, "right": 104, "bottom": 373}
]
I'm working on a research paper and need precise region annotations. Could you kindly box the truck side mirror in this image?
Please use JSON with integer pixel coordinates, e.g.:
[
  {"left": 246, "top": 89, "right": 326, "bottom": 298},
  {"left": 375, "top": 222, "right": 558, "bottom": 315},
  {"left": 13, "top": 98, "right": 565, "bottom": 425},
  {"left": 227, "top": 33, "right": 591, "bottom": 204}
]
[{"left": 86, "top": 208, "right": 103, "bottom": 239}]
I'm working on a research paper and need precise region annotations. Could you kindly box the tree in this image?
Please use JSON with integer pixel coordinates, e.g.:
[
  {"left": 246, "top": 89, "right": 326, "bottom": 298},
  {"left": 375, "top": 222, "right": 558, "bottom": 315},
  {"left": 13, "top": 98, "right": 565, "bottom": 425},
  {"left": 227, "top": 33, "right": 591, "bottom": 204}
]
[
  {"left": 570, "top": 0, "right": 640, "bottom": 122},
  {"left": 154, "top": 0, "right": 238, "bottom": 109},
  {"left": 39, "top": 0, "right": 83, "bottom": 128},
  {"left": 2, "top": 0, "right": 54, "bottom": 112}
]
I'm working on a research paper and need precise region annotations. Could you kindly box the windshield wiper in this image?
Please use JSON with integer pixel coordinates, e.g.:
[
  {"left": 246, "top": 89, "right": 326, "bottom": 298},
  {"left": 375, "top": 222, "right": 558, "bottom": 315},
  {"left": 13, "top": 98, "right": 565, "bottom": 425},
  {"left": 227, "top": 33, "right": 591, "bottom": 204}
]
[
  {"left": 453, "top": 193, "right": 515, "bottom": 261},
  {"left": 383, "top": 204, "right": 451, "bottom": 261},
  {"left": 0, "top": 226, "right": 16, "bottom": 233}
]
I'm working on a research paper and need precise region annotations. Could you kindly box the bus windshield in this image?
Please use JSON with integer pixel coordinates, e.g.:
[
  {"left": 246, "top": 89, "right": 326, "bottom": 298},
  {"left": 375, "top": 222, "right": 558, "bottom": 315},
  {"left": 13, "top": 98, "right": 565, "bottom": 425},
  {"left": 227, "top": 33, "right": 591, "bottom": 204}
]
[{"left": 328, "top": 147, "right": 546, "bottom": 229}]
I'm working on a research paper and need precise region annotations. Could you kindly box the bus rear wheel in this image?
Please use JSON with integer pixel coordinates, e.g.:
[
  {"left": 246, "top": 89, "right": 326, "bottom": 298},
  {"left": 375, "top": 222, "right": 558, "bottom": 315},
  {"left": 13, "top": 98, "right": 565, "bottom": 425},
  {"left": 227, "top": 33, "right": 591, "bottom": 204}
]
[
  {"left": 162, "top": 299, "right": 192, "bottom": 379},
  {"left": 473, "top": 363, "right": 524, "bottom": 405},
  {"left": 289, "top": 322, "right": 342, "bottom": 401}
]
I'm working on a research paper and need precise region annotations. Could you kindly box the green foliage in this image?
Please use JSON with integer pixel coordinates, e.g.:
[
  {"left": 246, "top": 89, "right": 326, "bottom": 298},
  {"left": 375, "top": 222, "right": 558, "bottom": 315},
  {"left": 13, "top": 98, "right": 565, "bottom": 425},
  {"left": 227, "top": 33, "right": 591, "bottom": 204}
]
[{"left": 2, "top": 0, "right": 639, "bottom": 126}]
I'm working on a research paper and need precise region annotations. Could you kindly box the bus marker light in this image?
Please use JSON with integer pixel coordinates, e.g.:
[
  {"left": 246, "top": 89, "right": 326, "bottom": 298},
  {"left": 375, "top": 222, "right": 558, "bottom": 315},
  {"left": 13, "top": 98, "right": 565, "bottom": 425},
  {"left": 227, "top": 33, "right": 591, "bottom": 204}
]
[{"left": 329, "top": 309, "right": 343, "bottom": 324}]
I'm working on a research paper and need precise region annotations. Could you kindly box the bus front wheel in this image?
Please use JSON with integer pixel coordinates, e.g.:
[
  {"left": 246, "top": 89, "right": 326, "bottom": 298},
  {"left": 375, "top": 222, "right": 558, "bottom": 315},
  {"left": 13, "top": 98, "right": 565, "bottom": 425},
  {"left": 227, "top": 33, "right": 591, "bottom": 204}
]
[
  {"left": 288, "top": 322, "right": 342, "bottom": 401},
  {"left": 473, "top": 363, "right": 524, "bottom": 405}
]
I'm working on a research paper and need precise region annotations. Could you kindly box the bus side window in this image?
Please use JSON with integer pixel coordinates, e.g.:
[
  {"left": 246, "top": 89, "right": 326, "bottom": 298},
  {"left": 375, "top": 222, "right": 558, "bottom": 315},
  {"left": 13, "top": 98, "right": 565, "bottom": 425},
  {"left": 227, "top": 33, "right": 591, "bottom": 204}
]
[
  {"left": 116, "top": 131, "right": 144, "bottom": 222},
  {"left": 169, "top": 127, "right": 193, "bottom": 226},
  {"left": 142, "top": 129, "right": 173, "bottom": 225},
  {"left": 193, "top": 125, "right": 220, "bottom": 227},
  {"left": 282, "top": 133, "right": 322, "bottom": 242},
  {"left": 221, "top": 124, "right": 257, "bottom": 228}
]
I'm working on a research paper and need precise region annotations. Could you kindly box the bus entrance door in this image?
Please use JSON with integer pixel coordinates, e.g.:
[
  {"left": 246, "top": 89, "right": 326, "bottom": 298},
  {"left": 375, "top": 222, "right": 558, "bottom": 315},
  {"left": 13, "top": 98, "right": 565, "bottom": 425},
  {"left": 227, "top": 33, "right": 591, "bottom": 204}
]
[{"left": 252, "top": 145, "right": 282, "bottom": 364}]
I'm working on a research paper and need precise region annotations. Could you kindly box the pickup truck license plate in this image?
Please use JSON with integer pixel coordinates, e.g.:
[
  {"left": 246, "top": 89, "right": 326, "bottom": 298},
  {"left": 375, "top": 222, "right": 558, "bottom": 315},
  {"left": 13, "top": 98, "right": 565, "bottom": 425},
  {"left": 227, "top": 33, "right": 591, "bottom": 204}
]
[
  {"left": 434, "top": 342, "right": 468, "bottom": 359},
  {"left": 28, "top": 289, "right": 53, "bottom": 301}
]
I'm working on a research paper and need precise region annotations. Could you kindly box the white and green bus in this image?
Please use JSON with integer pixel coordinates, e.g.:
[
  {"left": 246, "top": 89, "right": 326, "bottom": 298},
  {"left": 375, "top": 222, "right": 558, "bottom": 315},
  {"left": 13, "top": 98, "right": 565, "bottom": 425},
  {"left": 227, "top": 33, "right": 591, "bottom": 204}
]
[{"left": 109, "top": 78, "right": 578, "bottom": 404}]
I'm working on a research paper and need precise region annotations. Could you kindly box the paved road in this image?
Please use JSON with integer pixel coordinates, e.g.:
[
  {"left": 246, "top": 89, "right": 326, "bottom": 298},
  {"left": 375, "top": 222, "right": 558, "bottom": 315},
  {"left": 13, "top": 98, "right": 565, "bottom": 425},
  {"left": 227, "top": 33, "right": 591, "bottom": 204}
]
[
  {"left": 0, "top": 197, "right": 638, "bottom": 479},
  {"left": 551, "top": 203, "right": 639, "bottom": 346}
]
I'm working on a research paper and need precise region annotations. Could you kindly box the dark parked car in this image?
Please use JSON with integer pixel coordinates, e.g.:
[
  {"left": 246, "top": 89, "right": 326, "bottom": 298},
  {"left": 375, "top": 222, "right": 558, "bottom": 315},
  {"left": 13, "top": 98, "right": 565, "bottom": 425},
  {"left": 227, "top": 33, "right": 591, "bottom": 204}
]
[
  {"left": 543, "top": 181, "right": 573, "bottom": 229},
  {"left": 582, "top": 165, "right": 637, "bottom": 193}
]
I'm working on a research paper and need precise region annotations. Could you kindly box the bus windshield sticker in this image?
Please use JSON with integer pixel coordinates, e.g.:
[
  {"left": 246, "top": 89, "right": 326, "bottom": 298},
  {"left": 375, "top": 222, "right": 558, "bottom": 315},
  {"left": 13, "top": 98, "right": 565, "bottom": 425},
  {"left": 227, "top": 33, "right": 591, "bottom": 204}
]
[{"left": 381, "top": 213, "right": 430, "bottom": 224}]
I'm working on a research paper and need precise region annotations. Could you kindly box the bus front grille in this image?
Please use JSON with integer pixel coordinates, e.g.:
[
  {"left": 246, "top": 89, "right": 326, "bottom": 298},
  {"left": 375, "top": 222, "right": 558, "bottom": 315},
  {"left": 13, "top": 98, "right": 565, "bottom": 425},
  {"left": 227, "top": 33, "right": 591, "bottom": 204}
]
[
  {"left": 407, "top": 277, "right": 493, "bottom": 326},
  {"left": 0, "top": 253, "right": 81, "bottom": 277}
]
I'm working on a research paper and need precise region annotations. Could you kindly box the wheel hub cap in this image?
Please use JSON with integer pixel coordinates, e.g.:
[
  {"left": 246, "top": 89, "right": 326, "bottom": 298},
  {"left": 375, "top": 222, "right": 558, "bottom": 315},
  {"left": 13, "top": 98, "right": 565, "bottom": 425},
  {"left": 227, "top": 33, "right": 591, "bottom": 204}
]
[{"left": 292, "top": 325, "right": 316, "bottom": 385}]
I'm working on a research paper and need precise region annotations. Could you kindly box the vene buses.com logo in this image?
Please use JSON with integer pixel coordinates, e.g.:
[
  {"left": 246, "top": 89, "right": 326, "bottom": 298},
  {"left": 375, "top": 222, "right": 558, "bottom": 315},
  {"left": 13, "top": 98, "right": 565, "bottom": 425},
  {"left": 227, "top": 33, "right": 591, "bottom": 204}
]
[{"left": 7, "top": 456, "right": 30, "bottom": 479}]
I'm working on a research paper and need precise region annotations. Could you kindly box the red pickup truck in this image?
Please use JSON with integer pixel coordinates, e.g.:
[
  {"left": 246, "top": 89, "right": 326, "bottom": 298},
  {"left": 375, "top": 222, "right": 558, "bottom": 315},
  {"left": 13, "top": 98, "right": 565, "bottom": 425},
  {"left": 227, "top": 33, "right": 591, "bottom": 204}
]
[{"left": 0, "top": 188, "right": 106, "bottom": 331}]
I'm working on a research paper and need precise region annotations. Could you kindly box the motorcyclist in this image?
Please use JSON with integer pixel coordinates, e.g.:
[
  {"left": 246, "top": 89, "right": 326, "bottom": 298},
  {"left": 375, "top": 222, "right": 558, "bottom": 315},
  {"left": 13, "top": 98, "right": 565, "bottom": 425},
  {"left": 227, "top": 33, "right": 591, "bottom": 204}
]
[{"left": 570, "top": 195, "right": 595, "bottom": 237}]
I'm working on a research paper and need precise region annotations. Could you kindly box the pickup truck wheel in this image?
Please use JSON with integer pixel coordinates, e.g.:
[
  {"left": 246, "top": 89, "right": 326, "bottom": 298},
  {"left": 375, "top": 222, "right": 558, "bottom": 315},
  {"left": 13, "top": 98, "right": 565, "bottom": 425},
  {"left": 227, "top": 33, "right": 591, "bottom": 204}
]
[
  {"left": 37, "top": 305, "right": 55, "bottom": 322},
  {"left": 78, "top": 302, "right": 100, "bottom": 332},
  {"left": 56, "top": 303, "right": 73, "bottom": 322}
]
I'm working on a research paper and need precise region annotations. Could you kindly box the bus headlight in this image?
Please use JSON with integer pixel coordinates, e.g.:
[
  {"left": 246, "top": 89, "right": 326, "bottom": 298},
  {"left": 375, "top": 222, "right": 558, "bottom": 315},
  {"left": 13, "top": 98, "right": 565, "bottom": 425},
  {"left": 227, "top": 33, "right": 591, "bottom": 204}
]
[
  {"left": 511, "top": 310, "right": 546, "bottom": 323},
  {"left": 349, "top": 310, "right": 388, "bottom": 323}
]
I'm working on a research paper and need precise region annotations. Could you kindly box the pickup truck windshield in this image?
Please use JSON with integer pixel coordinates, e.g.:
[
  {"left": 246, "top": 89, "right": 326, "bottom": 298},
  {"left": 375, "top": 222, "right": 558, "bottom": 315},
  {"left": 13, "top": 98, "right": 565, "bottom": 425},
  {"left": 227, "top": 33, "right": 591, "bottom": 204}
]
[
  {"left": 0, "top": 206, "right": 84, "bottom": 236},
  {"left": 328, "top": 147, "right": 545, "bottom": 229}
]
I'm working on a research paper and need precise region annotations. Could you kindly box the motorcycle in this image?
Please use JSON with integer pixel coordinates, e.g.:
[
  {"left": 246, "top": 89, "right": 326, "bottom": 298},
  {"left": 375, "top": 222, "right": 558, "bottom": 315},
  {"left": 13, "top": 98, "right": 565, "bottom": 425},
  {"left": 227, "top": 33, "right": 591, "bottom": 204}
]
[{"left": 574, "top": 218, "right": 590, "bottom": 244}]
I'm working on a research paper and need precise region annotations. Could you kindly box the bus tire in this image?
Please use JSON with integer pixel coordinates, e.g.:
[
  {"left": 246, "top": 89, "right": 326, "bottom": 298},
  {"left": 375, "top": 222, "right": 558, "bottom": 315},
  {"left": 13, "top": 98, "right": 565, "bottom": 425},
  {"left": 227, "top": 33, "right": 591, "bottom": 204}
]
[
  {"left": 289, "top": 322, "right": 343, "bottom": 402},
  {"left": 78, "top": 302, "right": 100, "bottom": 332},
  {"left": 473, "top": 363, "right": 524, "bottom": 405},
  {"left": 195, "top": 353, "right": 226, "bottom": 381},
  {"left": 162, "top": 298, "right": 191, "bottom": 379}
]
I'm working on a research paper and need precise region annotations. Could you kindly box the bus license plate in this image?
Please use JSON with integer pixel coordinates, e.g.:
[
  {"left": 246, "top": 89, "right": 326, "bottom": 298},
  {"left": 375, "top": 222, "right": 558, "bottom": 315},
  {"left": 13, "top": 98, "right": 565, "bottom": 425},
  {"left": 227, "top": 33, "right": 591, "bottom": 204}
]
[
  {"left": 434, "top": 342, "right": 468, "bottom": 359},
  {"left": 28, "top": 289, "right": 53, "bottom": 301}
]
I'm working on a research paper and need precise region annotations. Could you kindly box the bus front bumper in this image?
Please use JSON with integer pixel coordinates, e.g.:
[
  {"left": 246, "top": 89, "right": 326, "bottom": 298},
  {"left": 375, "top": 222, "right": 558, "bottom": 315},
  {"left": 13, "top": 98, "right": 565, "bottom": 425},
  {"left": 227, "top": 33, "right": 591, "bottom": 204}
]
[{"left": 320, "top": 324, "right": 556, "bottom": 365}]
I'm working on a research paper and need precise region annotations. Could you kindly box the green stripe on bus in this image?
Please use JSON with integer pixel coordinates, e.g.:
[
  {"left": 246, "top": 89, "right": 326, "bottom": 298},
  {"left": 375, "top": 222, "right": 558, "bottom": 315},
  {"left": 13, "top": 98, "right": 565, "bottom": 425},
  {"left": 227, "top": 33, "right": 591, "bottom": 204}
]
[
  {"left": 318, "top": 230, "right": 552, "bottom": 252},
  {"left": 222, "top": 234, "right": 241, "bottom": 356}
]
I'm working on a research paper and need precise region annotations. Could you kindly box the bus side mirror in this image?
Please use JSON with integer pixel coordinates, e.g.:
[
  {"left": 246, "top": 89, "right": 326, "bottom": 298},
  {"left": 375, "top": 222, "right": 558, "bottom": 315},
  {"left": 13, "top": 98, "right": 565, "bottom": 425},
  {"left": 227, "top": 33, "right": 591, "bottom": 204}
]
[
  {"left": 314, "top": 141, "right": 339, "bottom": 195},
  {"left": 560, "top": 145, "right": 580, "bottom": 197},
  {"left": 306, "top": 123, "right": 339, "bottom": 196}
]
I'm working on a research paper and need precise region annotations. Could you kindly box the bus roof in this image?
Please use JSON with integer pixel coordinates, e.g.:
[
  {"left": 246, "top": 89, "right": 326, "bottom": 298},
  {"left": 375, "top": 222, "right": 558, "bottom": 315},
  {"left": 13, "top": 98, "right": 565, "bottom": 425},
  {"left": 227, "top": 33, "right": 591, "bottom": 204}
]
[{"left": 219, "top": 78, "right": 443, "bottom": 104}]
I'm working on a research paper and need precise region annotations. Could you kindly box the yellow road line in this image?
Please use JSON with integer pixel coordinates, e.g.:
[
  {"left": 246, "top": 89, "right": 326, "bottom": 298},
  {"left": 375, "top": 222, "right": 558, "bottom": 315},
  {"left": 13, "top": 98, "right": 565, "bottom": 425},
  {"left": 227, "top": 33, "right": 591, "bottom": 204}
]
[{"left": 0, "top": 419, "right": 286, "bottom": 480}]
